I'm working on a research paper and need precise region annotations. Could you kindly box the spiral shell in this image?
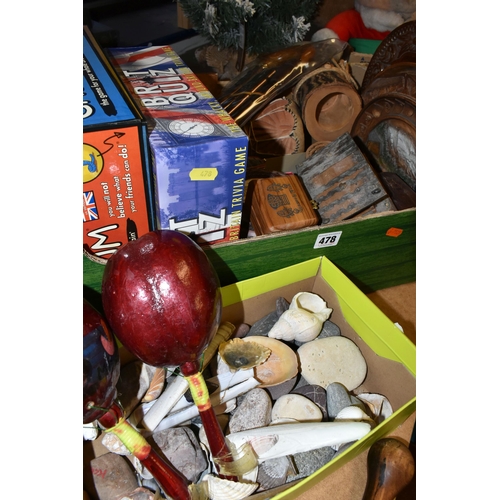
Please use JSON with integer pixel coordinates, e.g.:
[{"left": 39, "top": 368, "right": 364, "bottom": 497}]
[{"left": 268, "top": 292, "right": 332, "bottom": 342}]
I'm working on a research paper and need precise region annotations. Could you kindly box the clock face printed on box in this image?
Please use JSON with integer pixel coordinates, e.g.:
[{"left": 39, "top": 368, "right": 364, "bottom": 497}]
[{"left": 168, "top": 118, "right": 216, "bottom": 137}]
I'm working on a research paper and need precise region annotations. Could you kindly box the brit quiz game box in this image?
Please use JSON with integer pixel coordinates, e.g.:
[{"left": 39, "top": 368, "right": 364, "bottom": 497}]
[
  {"left": 83, "top": 27, "right": 155, "bottom": 264},
  {"left": 107, "top": 45, "right": 249, "bottom": 245}
]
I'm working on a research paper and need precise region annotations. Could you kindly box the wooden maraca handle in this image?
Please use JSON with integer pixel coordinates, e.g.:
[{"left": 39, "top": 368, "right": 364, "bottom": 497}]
[{"left": 362, "top": 437, "right": 415, "bottom": 500}]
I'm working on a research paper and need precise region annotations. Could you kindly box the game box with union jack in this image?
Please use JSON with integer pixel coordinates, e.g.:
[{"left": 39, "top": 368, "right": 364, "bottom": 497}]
[
  {"left": 83, "top": 26, "right": 155, "bottom": 264},
  {"left": 107, "top": 45, "right": 249, "bottom": 246}
]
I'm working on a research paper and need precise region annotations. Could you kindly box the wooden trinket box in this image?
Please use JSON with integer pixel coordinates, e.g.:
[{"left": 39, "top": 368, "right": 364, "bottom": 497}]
[{"left": 248, "top": 174, "right": 320, "bottom": 235}]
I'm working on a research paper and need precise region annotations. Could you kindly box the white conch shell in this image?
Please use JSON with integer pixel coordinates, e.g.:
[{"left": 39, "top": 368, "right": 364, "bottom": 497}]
[
  {"left": 268, "top": 292, "right": 332, "bottom": 342},
  {"left": 226, "top": 421, "right": 370, "bottom": 463},
  {"left": 201, "top": 474, "right": 259, "bottom": 500}
]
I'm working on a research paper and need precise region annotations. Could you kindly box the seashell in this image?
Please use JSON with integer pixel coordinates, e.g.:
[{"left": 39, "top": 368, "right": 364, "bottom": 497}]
[
  {"left": 141, "top": 367, "right": 166, "bottom": 402},
  {"left": 226, "top": 421, "right": 371, "bottom": 463},
  {"left": 268, "top": 292, "right": 332, "bottom": 342},
  {"left": 83, "top": 421, "right": 99, "bottom": 441},
  {"left": 219, "top": 338, "right": 271, "bottom": 371},
  {"left": 356, "top": 393, "right": 393, "bottom": 423},
  {"left": 240, "top": 336, "right": 298, "bottom": 387},
  {"left": 256, "top": 456, "right": 292, "bottom": 490},
  {"left": 335, "top": 405, "right": 375, "bottom": 428},
  {"left": 201, "top": 473, "right": 259, "bottom": 500}
]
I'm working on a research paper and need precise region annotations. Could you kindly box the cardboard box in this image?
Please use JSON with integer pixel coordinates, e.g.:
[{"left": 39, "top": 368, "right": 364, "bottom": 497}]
[
  {"left": 106, "top": 45, "right": 249, "bottom": 246},
  {"left": 83, "top": 27, "right": 155, "bottom": 263},
  {"left": 220, "top": 256, "right": 415, "bottom": 498},
  {"left": 83, "top": 256, "right": 416, "bottom": 499},
  {"left": 83, "top": 146, "right": 415, "bottom": 292}
]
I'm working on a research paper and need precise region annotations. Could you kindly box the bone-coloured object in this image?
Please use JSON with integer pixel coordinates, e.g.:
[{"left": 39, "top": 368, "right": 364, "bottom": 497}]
[
  {"left": 226, "top": 421, "right": 371, "bottom": 463},
  {"left": 138, "top": 322, "right": 235, "bottom": 432},
  {"left": 153, "top": 377, "right": 261, "bottom": 432}
]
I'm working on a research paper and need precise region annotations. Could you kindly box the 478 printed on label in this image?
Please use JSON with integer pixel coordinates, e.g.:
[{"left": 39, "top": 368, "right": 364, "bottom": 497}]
[{"left": 313, "top": 231, "right": 342, "bottom": 249}]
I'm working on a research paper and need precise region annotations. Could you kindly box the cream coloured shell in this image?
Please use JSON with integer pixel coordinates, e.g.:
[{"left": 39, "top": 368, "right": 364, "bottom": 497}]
[
  {"left": 201, "top": 474, "right": 259, "bottom": 500},
  {"left": 240, "top": 336, "right": 298, "bottom": 387},
  {"left": 268, "top": 292, "right": 332, "bottom": 342}
]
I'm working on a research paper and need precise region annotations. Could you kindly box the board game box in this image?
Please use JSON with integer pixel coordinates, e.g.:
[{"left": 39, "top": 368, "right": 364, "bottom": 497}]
[
  {"left": 83, "top": 27, "right": 155, "bottom": 263},
  {"left": 107, "top": 45, "right": 249, "bottom": 245}
]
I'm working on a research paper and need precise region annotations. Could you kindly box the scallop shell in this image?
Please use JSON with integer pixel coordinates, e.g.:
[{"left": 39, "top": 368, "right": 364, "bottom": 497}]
[
  {"left": 202, "top": 474, "right": 259, "bottom": 500},
  {"left": 268, "top": 292, "right": 332, "bottom": 342},
  {"left": 240, "top": 336, "right": 298, "bottom": 387},
  {"left": 256, "top": 456, "right": 292, "bottom": 491},
  {"left": 219, "top": 338, "right": 271, "bottom": 371}
]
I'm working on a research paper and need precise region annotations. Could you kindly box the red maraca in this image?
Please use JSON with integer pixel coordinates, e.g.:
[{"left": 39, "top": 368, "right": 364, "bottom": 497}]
[
  {"left": 101, "top": 230, "right": 236, "bottom": 478},
  {"left": 83, "top": 298, "right": 194, "bottom": 500}
]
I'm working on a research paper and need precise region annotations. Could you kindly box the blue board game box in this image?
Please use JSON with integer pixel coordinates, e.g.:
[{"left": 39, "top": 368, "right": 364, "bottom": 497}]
[{"left": 107, "top": 45, "right": 249, "bottom": 245}]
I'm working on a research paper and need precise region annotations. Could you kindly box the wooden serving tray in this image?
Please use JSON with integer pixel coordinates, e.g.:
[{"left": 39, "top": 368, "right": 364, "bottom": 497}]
[{"left": 249, "top": 174, "right": 320, "bottom": 235}]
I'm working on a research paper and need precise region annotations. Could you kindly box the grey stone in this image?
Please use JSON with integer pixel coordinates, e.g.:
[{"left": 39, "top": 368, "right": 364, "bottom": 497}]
[
  {"left": 248, "top": 311, "right": 279, "bottom": 336},
  {"left": 264, "top": 375, "right": 299, "bottom": 401},
  {"left": 228, "top": 388, "right": 272, "bottom": 433},
  {"left": 291, "top": 384, "right": 328, "bottom": 420},
  {"left": 326, "top": 382, "right": 353, "bottom": 420},
  {"left": 90, "top": 452, "right": 138, "bottom": 500},
  {"left": 275, "top": 297, "right": 290, "bottom": 316},
  {"left": 152, "top": 426, "right": 208, "bottom": 483},
  {"left": 117, "top": 486, "right": 157, "bottom": 499},
  {"left": 286, "top": 446, "right": 337, "bottom": 481},
  {"left": 233, "top": 323, "right": 251, "bottom": 338}
]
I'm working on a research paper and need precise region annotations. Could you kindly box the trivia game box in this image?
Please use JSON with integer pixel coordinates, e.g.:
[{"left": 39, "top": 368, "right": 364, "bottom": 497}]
[
  {"left": 83, "top": 27, "right": 155, "bottom": 263},
  {"left": 107, "top": 45, "right": 249, "bottom": 245}
]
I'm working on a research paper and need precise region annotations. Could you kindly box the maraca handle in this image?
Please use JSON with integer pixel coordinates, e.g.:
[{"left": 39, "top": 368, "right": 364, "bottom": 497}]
[
  {"left": 362, "top": 437, "right": 415, "bottom": 500},
  {"left": 98, "top": 403, "right": 192, "bottom": 500}
]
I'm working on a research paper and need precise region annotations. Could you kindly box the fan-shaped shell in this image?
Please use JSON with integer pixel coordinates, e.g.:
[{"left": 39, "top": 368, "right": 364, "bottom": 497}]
[
  {"left": 240, "top": 336, "right": 298, "bottom": 387},
  {"left": 219, "top": 338, "right": 271, "bottom": 371},
  {"left": 202, "top": 474, "right": 259, "bottom": 500}
]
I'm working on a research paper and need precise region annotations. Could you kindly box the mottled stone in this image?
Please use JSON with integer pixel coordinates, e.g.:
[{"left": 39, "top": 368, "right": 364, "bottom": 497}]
[
  {"left": 152, "top": 427, "right": 208, "bottom": 483},
  {"left": 102, "top": 432, "right": 131, "bottom": 456},
  {"left": 233, "top": 323, "right": 251, "bottom": 338},
  {"left": 271, "top": 394, "right": 323, "bottom": 423},
  {"left": 118, "top": 486, "right": 157, "bottom": 499},
  {"left": 264, "top": 374, "right": 298, "bottom": 401},
  {"left": 90, "top": 452, "right": 138, "bottom": 500},
  {"left": 248, "top": 311, "right": 279, "bottom": 336},
  {"left": 326, "top": 382, "right": 353, "bottom": 419},
  {"left": 228, "top": 388, "right": 272, "bottom": 433},
  {"left": 298, "top": 337, "right": 367, "bottom": 390},
  {"left": 286, "top": 446, "right": 337, "bottom": 481},
  {"left": 291, "top": 384, "right": 328, "bottom": 420}
]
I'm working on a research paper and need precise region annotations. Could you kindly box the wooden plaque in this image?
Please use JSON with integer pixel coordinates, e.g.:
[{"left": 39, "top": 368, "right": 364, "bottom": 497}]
[
  {"left": 295, "top": 133, "right": 389, "bottom": 224},
  {"left": 249, "top": 175, "right": 320, "bottom": 235}
]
